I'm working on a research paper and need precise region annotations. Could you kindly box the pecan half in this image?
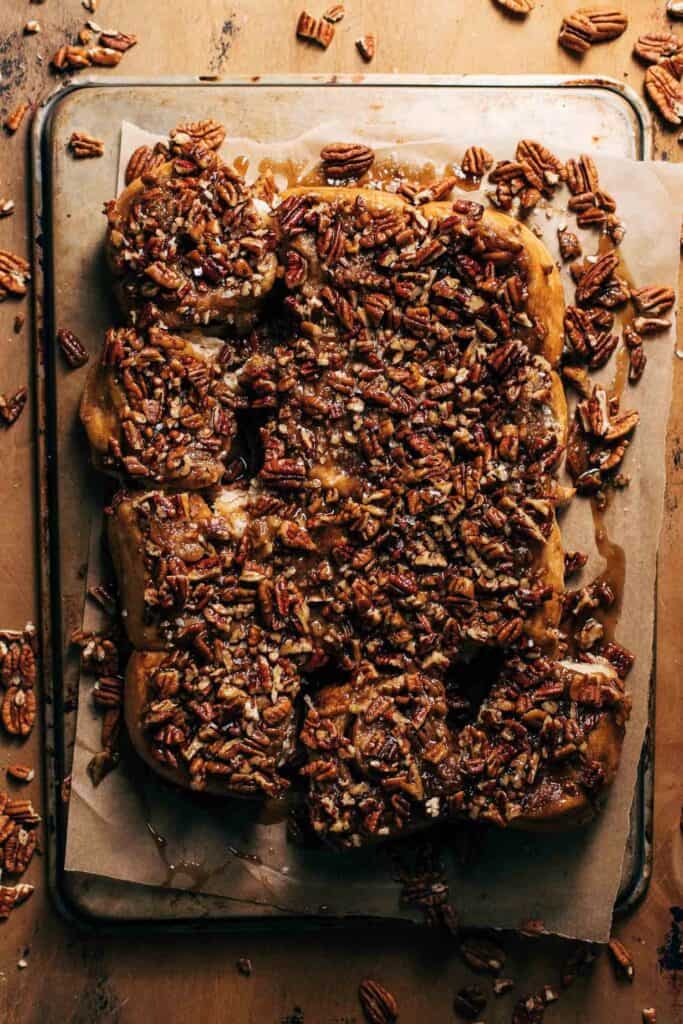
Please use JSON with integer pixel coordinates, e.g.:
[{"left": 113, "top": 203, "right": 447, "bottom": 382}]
[
  {"left": 645, "top": 64, "right": 683, "bottom": 125},
  {"left": 88, "top": 46, "right": 123, "bottom": 67},
  {"left": 558, "top": 227, "right": 581, "bottom": 261},
  {"left": 0, "top": 387, "right": 28, "bottom": 427},
  {"left": 320, "top": 142, "right": 375, "bottom": 182},
  {"left": 358, "top": 979, "right": 398, "bottom": 1024},
  {"left": 631, "top": 285, "right": 676, "bottom": 316},
  {"left": 124, "top": 142, "right": 169, "bottom": 185},
  {"left": 56, "top": 328, "right": 89, "bottom": 368},
  {"left": 558, "top": 13, "right": 595, "bottom": 53},
  {"left": 566, "top": 154, "right": 600, "bottom": 194},
  {"left": 170, "top": 119, "right": 226, "bottom": 152},
  {"left": 7, "top": 765, "right": 34, "bottom": 783},
  {"left": 494, "top": 0, "right": 535, "bottom": 13},
  {"left": 0, "top": 250, "right": 30, "bottom": 300},
  {"left": 296, "top": 11, "right": 335, "bottom": 48},
  {"left": 581, "top": 7, "right": 628, "bottom": 41},
  {"left": 98, "top": 30, "right": 137, "bottom": 52},
  {"left": 68, "top": 131, "right": 104, "bottom": 158},
  {"left": 607, "top": 937, "right": 635, "bottom": 980},
  {"left": 634, "top": 32, "right": 682, "bottom": 64},
  {"left": 356, "top": 34, "right": 376, "bottom": 61},
  {"left": 1, "top": 688, "right": 36, "bottom": 736},
  {"left": 3, "top": 828, "right": 37, "bottom": 875},
  {"left": 4, "top": 102, "right": 30, "bottom": 134},
  {"left": 461, "top": 145, "right": 493, "bottom": 177}
]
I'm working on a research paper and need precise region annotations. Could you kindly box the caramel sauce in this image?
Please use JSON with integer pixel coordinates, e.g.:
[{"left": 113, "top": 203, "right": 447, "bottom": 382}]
[
  {"left": 232, "top": 154, "right": 249, "bottom": 178},
  {"left": 257, "top": 157, "right": 311, "bottom": 190},
  {"left": 590, "top": 496, "right": 626, "bottom": 642}
]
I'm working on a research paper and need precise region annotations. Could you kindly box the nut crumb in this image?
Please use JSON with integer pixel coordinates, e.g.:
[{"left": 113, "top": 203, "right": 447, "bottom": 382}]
[
  {"left": 296, "top": 11, "right": 335, "bottom": 48},
  {"left": 356, "top": 34, "right": 376, "bottom": 62},
  {"left": 68, "top": 131, "right": 104, "bottom": 159},
  {"left": 236, "top": 957, "right": 252, "bottom": 976},
  {"left": 4, "top": 103, "right": 30, "bottom": 134},
  {"left": 323, "top": 4, "right": 345, "bottom": 22},
  {"left": 24, "top": 21, "right": 41, "bottom": 34},
  {"left": 7, "top": 766, "right": 35, "bottom": 784}
]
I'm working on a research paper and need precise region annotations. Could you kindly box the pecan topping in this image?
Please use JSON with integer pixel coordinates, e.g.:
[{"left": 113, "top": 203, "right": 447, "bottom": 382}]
[
  {"left": 320, "top": 142, "right": 375, "bottom": 182},
  {"left": 56, "top": 328, "right": 89, "bottom": 368},
  {"left": 575, "top": 251, "right": 619, "bottom": 303},
  {"left": 4, "top": 102, "right": 30, "bottom": 134},
  {"left": 170, "top": 119, "right": 226, "bottom": 152},
  {"left": 358, "top": 979, "right": 398, "bottom": 1024},
  {"left": 356, "top": 34, "right": 376, "bottom": 61},
  {"left": 645, "top": 64, "right": 683, "bottom": 124},
  {"left": 124, "top": 142, "right": 169, "bottom": 185},
  {"left": 68, "top": 131, "right": 104, "bottom": 158},
  {"left": 634, "top": 32, "right": 682, "bottom": 64},
  {"left": 461, "top": 145, "right": 493, "bottom": 177},
  {"left": 607, "top": 937, "right": 635, "bottom": 980},
  {"left": 494, "top": 0, "right": 535, "bottom": 12},
  {"left": 296, "top": 11, "right": 335, "bottom": 48},
  {"left": 0, "top": 387, "right": 27, "bottom": 427},
  {"left": 1, "top": 687, "right": 36, "bottom": 737}
]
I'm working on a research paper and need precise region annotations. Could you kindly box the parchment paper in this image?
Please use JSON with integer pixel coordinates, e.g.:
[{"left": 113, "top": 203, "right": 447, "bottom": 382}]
[{"left": 64, "top": 119, "right": 680, "bottom": 941}]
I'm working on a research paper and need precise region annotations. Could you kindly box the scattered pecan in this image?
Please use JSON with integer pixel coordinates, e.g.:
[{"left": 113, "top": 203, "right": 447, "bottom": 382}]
[
  {"left": 51, "top": 45, "right": 92, "bottom": 70},
  {"left": 1, "top": 687, "right": 36, "bottom": 737},
  {"left": 323, "top": 4, "right": 345, "bottom": 22},
  {"left": 564, "top": 550, "right": 588, "bottom": 577},
  {"left": 512, "top": 992, "right": 545, "bottom": 1024},
  {"left": 4, "top": 102, "right": 30, "bottom": 134},
  {"left": 236, "top": 957, "right": 252, "bottom": 976},
  {"left": 0, "top": 388, "right": 27, "bottom": 428},
  {"left": 642, "top": 1011, "right": 657, "bottom": 1024},
  {"left": 461, "top": 145, "right": 493, "bottom": 177},
  {"left": 320, "top": 142, "right": 375, "bottom": 182},
  {"left": 459, "top": 934, "right": 506, "bottom": 975},
  {"left": 87, "top": 46, "right": 123, "bottom": 67},
  {"left": 494, "top": 0, "right": 535, "bottom": 12},
  {"left": 608, "top": 938, "right": 635, "bottom": 980},
  {"left": 24, "top": 21, "right": 41, "bottom": 34},
  {"left": 356, "top": 34, "right": 376, "bottom": 62},
  {"left": 558, "top": 226, "right": 582, "bottom": 261},
  {"left": 4, "top": 828, "right": 37, "bottom": 875},
  {"left": 0, "top": 199, "right": 15, "bottom": 218},
  {"left": 454, "top": 984, "right": 486, "bottom": 1019},
  {"left": 358, "top": 979, "right": 398, "bottom": 1024},
  {"left": 645, "top": 64, "right": 683, "bottom": 125},
  {"left": 56, "top": 328, "right": 89, "bottom": 368},
  {"left": 0, "top": 884, "right": 33, "bottom": 920},
  {"left": 634, "top": 32, "right": 682, "bottom": 64},
  {"left": 296, "top": 11, "right": 335, "bottom": 48},
  {"left": 170, "top": 119, "right": 226, "bottom": 152},
  {"left": 631, "top": 285, "right": 675, "bottom": 316},
  {"left": 68, "top": 131, "right": 104, "bottom": 158},
  {"left": 124, "top": 141, "right": 169, "bottom": 185},
  {"left": 7, "top": 766, "right": 34, "bottom": 784},
  {"left": 493, "top": 978, "right": 516, "bottom": 996},
  {"left": 558, "top": 13, "right": 595, "bottom": 53},
  {"left": 628, "top": 344, "right": 647, "bottom": 383},
  {"left": 566, "top": 154, "right": 600, "bottom": 194},
  {"left": 98, "top": 30, "right": 137, "bottom": 52}
]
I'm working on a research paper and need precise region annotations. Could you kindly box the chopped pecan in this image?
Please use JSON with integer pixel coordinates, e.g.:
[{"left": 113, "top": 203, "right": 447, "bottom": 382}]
[
  {"left": 628, "top": 344, "right": 646, "bottom": 383},
  {"left": 88, "top": 46, "right": 123, "bottom": 67},
  {"left": 0, "top": 387, "right": 27, "bottom": 427},
  {"left": 56, "top": 328, "right": 89, "bottom": 368},
  {"left": 634, "top": 32, "right": 682, "bottom": 64},
  {"left": 645, "top": 64, "right": 683, "bottom": 125},
  {"left": 68, "top": 131, "right": 104, "bottom": 158},
  {"left": 296, "top": 11, "right": 335, "bottom": 48},
  {"left": 454, "top": 984, "right": 487, "bottom": 1019},
  {"left": 320, "top": 142, "right": 375, "bottom": 181},
  {"left": 98, "top": 30, "right": 137, "bottom": 52},
  {"left": 564, "top": 550, "right": 588, "bottom": 577},
  {"left": 566, "top": 154, "right": 600, "bottom": 194},
  {"left": 608, "top": 937, "right": 635, "bottom": 980},
  {"left": 493, "top": 978, "right": 516, "bottom": 996},
  {"left": 358, "top": 979, "right": 398, "bottom": 1024},
  {"left": 24, "top": 21, "right": 41, "bottom": 34},
  {"left": 575, "top": 251, "right": 619, "bottom": 303},
  {"left": 512, "top": 993, "right": 545, "bottom": 1024},
  {"left": 3, "top": 828, "right": 37, "bottom": 875},
  {"left": 1, "top": 687, "right": 36, "bottom": 737},
  {"left": 356, "top": 34, "right": 376, "bottom": 61},
  {"left": 4, "top": 102, "right": 30, "bottom": 134},
  {"left": 323, "top": 4, "right": 345, "bottom": 22},
  {"left": 51, "top": 45, "right": 92, "bottom": 70}
]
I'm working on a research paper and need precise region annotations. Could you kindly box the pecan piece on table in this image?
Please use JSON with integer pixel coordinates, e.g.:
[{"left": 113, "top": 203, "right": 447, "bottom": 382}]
[
  {"left": 4, "top": 102, "right": 30, "bottom": 134},
  {"left": 320, "top": 142, "right": 375, "bottom": 182},
  {"left": 607, "top": 937, "right": 635, "bottom": 980},
  {"left": 88, "top": 46, "right": 123, "bottom": 67},
  {"left": 98, "top": 30, "right": 137, "bottom": 52},
  {"left": 296, "top": 11, "right": 335, "bottom": 48},
  {"left": 558, "top": 12, "right": 595, "bottom": 53},
  {"left": 494, "top": 0, "right": 535, "bottom": 14},
  {"left": 459, "top": 934, "right": 506, "bottom": 975},
  {"left": 323, "top": 4, "right": 345, "bottom": 22},
  {"left": 634, "top": 32, "right": 682, "bottom": 64},
  {"left": 7, "top": 765, "right": 34, "bottom": 784},
  {"left": 642, "top": 1010, "right": 657, "bottom": 1023},
  {"left": 51, "top": 45, "right": 92, "bottom": 70},
  {"left": 68, "top": 131, "right": 104, "bottom": 158},
  {"left": 558, "top": 226, "right": 582, "bottom": 261},
  {"left": 0, "top": 250, "right": 30, "bottom": 300},
  {"left": 358, "top": 979, "right": 398, "bottom": 1024},
  {"left": 454, "top": 984, "right": 487, "bottom": 1019},
  {"left": 356, "top": 34, "right": 376, "bottom": 62},
  {"left": 124, "top": 141, "right": 169, "bottom": 184},
  {"left": 461, "top": 145, "right": 493, "bottom": 177},
  {"left": 645, "top": 64, "right": 683, "bottom": 125},
  {"left": 56, "top": 328, "right": 89, "bottom": 369},
  {"left": 575, "top": 251, "right": 619, "bottom": 303},
  {"left": 0, "top": 388, "right": 28, "bottom": 427},
  {"left": 1, "top": 687, "right": 36, "bottom": 737},
  {"left": 628, "top": 344, "right": 647, "bottom": 383},
  {"left": 581, "top": 7, "right": 628, "bottom": 41}
]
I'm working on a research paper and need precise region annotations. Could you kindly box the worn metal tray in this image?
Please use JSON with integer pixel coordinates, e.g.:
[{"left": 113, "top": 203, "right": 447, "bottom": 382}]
[{"left": 32, "top": 74, "right": 654, "bottom": 929}]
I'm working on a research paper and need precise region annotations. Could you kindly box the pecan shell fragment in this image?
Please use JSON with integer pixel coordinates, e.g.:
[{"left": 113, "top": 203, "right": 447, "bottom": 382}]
[{"left": 358, "top": 979, "right": 398, "bottom": 1024}]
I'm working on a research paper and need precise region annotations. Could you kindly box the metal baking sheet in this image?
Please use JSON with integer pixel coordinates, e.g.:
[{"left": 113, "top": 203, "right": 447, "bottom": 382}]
[{"left": 31, "top": 74, "right": 654, "bottom": 928}]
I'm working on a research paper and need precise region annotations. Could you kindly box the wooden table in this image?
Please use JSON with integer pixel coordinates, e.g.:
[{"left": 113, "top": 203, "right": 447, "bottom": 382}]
[{"left": 0, "top": 2, "right": 681, "bottom": 1021}]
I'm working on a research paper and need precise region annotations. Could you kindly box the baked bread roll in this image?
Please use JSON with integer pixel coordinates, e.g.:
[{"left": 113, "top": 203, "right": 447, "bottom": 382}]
[
  {"left": 80, "top": 325, "right": 243, "bottom": 488},
  {"left": 105, "top": 144, "right": 277, "bottom": 331},
  {"left": 301, "top": 656, "right": 629, "bottom": 847}
]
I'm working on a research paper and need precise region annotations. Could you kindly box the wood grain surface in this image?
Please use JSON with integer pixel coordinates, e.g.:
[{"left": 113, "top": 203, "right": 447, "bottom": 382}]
[{"left": 0, "top": 1, "right": 682, "bottom": 1021}]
